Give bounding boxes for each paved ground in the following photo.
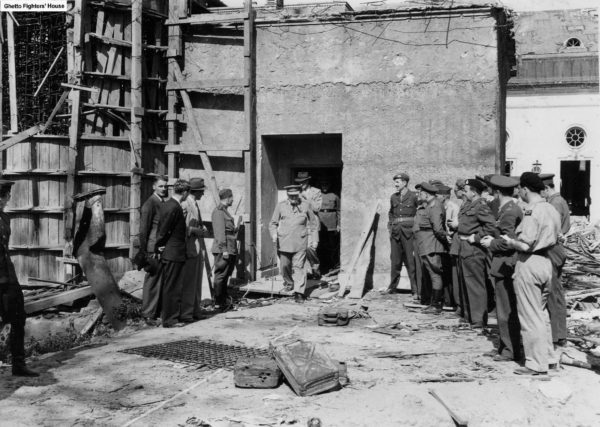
[1,291,599,427]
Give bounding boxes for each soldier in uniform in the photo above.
[540,173,569,347]
[500,172,560,375]
[318,179,340,273]
[211,189,237,311]
[270,185,319,302]
[437,184,457,309]
[413,182,448,313]
[456,178,496,327]
[139,175,169,325]
[387,173,418,297]
[449,179,467,317]
[480,175,523,362]
[296,172,322,279]
[0,180,38,376]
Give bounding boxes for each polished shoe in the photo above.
[12,359,39,377]
[180,318,196,324]
[294,292,306,303]
[493,354,513,362]
[422,305,442,315]
[163,322,185,328]
[514,367,547,376]
[555,339,568,348]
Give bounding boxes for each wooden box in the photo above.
[234,356,282,388]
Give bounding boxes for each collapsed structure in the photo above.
[0,0,514,290]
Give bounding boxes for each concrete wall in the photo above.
[183,8,507,278]
[506,92,600,221]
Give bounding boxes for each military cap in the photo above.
[437,185,452,195]
[520,172,545,193]
[0,179,15,188]
[488,175,519,189]
[415,182,438,194]
[219,188,233,199]
[190,177,206,191]
[295,171,311,182]
[538,173,555,187]
[455,178,466,189]
[393,172,410,182]
[429,179,445,188]
[465,178,486,193]
[284,184,301,195]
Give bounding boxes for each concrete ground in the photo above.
[1,291,599,427]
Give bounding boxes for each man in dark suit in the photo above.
[481,175,523,362]
[139,175,168,324]
[413,182,449,313]
[155,179,189,328]
[0,180,38,376]
[456,178,496,327]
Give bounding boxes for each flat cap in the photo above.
[284,184,301,195]
[455,178,466,189]
[465,179,486,193]
[190,177,206,191]
[437,185,452,195]
[415,181,438,194]
[538,173,555,186]
[520,172,545,193]
[219,188,233,199]
[488,175,519,189]
[429,179,445,188]
[295,171,311,182]
[393,172,410,182]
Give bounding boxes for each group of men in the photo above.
[136,176,238,327]
[387,171,569,375]
[269,172,341,303]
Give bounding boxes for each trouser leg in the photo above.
[414,251,424,301]
[213,253,235,306]
[0,283,26,360]
[460,252,488,325]
[305,246,320,277]
[452,256,464,315]
[279,252,294,287]
[495,276,521,359]
[423,254,443,308]
[142,265,163,319]
[292,250,307,295]
[400,231,417,293]
[389,237,403,290]
[179,255,203,321]
[548,267,567,342]
[441,253,454,307]
[161,261,184,326]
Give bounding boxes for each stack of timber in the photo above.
[22,279,94,315]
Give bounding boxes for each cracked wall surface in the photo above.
[183,10,506,276]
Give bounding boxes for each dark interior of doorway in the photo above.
[560,160,590,216]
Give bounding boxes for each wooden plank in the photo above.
[7,11,18,132]
[34,47,65,97]
[165,79,247,91]
[24,286,94,314]
[0,126,42,152]
[338,202,380,297]
[165,12,248,25]
[428,389,469,427]
[166,0,180,184]
[60,83,99,93]
[88,32,167,50]
[0,12,4,144]
[43,90,70,130]
[347,230,375,299]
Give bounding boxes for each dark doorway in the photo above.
[560,160,590,216]
[260,134,342,272]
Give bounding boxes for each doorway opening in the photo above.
[560,160,590,216]
[261,134,342,274]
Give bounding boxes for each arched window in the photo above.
[565,37,583,48]
[565,126,586,148]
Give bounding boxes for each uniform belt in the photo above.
[320,209,337,213]
[392,217,413,223]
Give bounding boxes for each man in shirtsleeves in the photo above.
[387,172,418,298]
[500,172,561,376]
[270,184,319,303]
[211,188,237,311]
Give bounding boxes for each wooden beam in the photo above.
[7,11,18,132]
[165,12,248,25]
[61,83,99,93]
[0,125,42,152]
[34,47,65,97]
[24,286,94,314]
[428,389,469,427]
[0,12,4,142]
[166,78,247,90]
[166,0,180,185]
[130,0,143,257]
[82,102,167,114]
[43,89,70,130]
[87,32,167,50]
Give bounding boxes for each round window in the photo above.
[565,126,586,148]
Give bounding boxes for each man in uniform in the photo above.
[456,178,496,327]
[155,179,189,327]
[212,188,237,311]
[387,173,418,297]
[501,172,560,375]
[540,173,569,347]
[139,175,169,325]
[481,175,523,362]
[0,180,38,376]
[296,172,322,278]
[449,179,467,316]
[270,185,319,302]
[413,182,448,313]
[179,178,208,322]
[318,179,340,274]
[437,184,457,309]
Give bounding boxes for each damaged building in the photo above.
[0,0,514,289]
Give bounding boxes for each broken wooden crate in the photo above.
[234,356,282,389]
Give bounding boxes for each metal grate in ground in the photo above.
[120,339,270,370]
